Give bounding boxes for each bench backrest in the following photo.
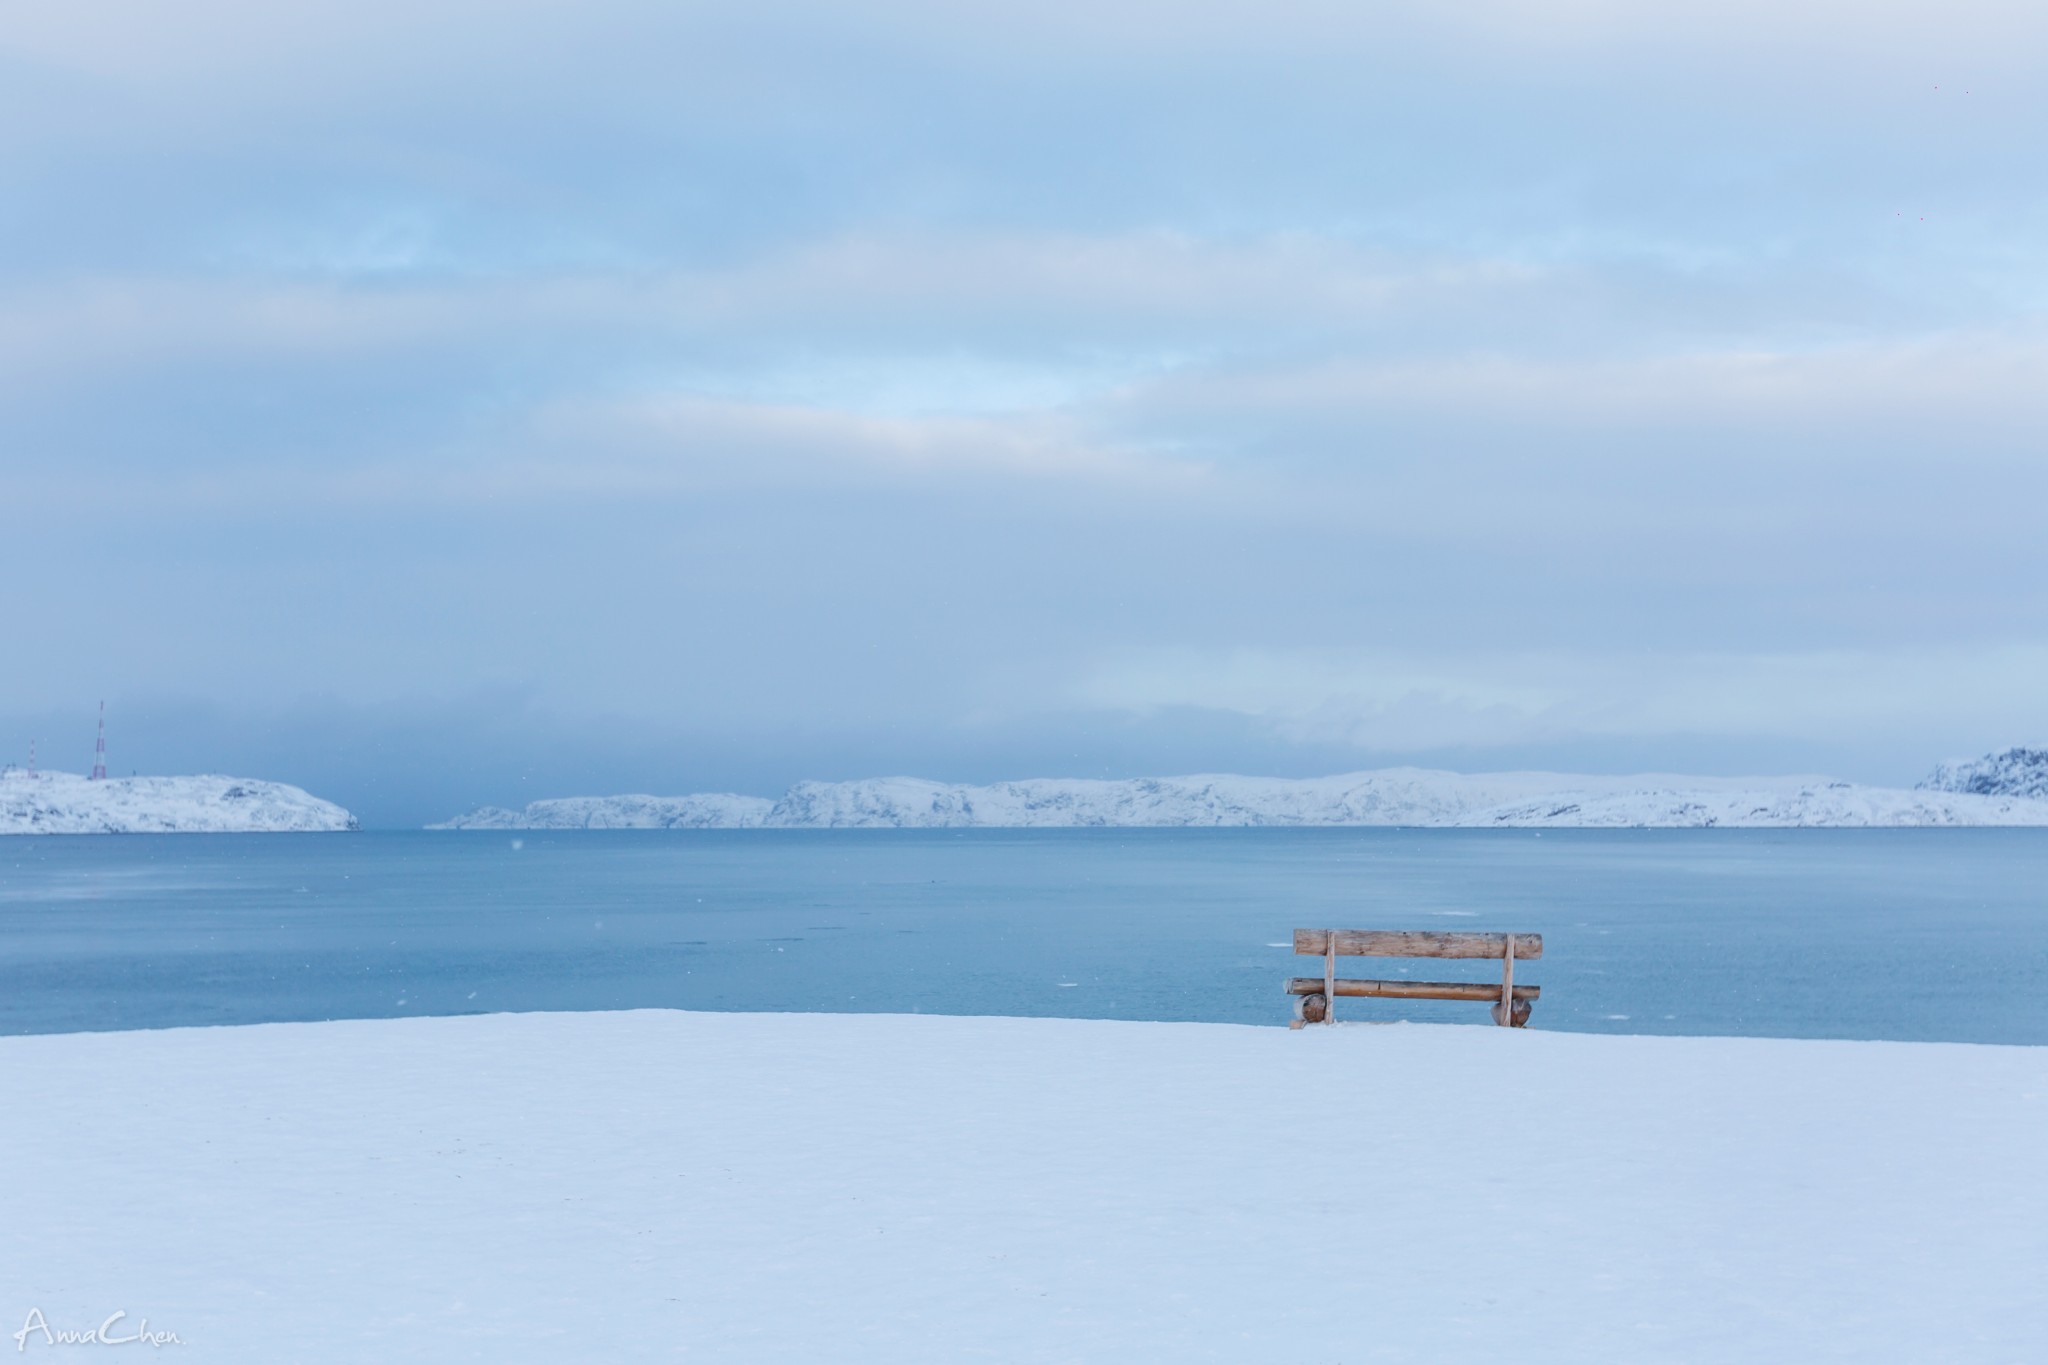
[1293,929,1543,960]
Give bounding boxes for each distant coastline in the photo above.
[10,748,2041,835]
[432,747,2048,831]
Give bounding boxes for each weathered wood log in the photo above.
[1286,977,1540,1002]
[1491,997,1534,1027]
[1294,992,1328,1024]
[1294,929,1543,960]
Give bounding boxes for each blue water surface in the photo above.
[2,829,2044,1042]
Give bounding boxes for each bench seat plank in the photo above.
[1285,976,1541,1003]
[1294,929,1543,960]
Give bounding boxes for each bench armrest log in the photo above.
[1294,929,1542,960]
[1286,977,1540,1003]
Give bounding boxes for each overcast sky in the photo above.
[4,0,2046,825]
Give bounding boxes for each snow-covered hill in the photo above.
[1460,781,2048,828]
[759,771,1559,828]
[1919,747,2048,801]
[432,793,773,830]
[0,771,357,835]
[434,759,2048,830]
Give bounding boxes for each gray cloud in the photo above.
[3,0,2045,823]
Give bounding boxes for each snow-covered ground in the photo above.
[3,1010,2040,1362]
[435,761,2048,829]
[0,770,356,834]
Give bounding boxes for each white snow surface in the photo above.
[434,765,2048,829]
[3,1009,2041,1362]
[0,769,356,835]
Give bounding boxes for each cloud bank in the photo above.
[3,0,2044,822]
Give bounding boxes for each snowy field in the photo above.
[2,1010,2043,1361]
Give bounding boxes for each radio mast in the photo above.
[90,702,107,781]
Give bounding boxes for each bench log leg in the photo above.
[1496,934,1516,1027]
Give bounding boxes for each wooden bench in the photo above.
[1286,929,1542,1028]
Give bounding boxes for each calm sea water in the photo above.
[2,829,2044,1043]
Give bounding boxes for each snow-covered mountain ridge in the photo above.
[434,753,2048,830]
[436,792,774,831]
[1919,747,2048,801]
[0,771,358,835]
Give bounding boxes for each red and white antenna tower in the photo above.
[26,738,35,780]
[90,702,107,781]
